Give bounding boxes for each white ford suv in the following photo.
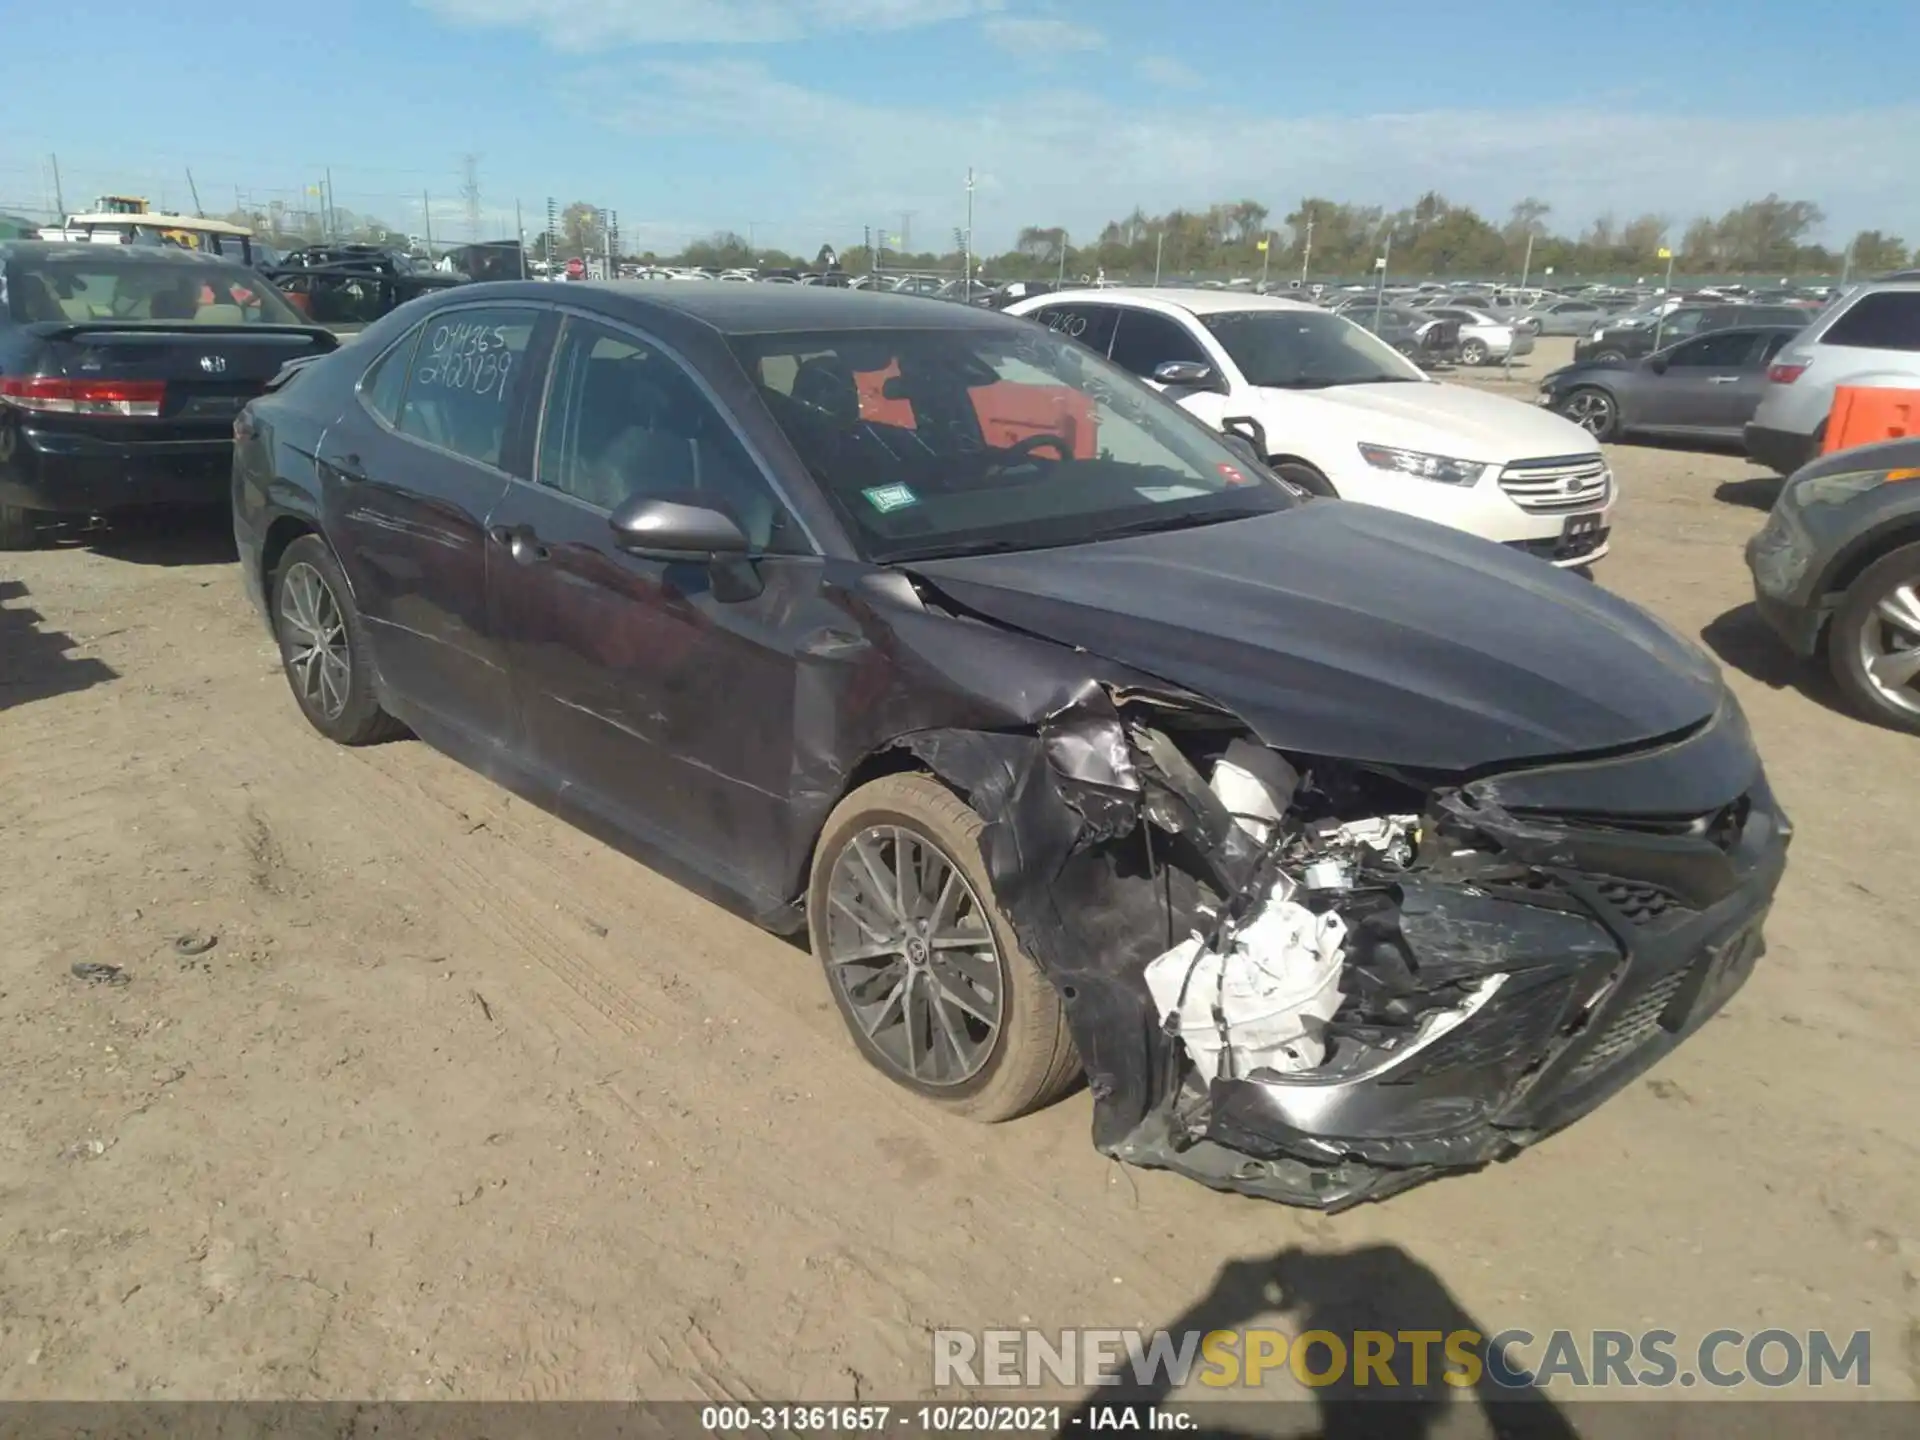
[1007,289,1616,567]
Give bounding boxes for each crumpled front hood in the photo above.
[1275,379,1600,460]
[906,503,1724,772]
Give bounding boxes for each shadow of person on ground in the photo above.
[0,578,117,712]
[1061,1242,1580,1440]
[1712,475,1784,511]
[42,504,237,567]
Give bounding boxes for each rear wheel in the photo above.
[1558,386,1620,441]
[0,503,42,551]
[1828,543,1920,735]
[808,774,1080,1122]
[1460,338,1490,366]
[270,535,404,745]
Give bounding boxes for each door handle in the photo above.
[487,523,549,564]
[326,452,368,483]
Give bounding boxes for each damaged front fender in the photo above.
[899,685,1790,1211]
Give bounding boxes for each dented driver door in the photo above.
[484,314,820,907]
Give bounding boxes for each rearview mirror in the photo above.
[609,495,749,559]
[1153,360,1226,393]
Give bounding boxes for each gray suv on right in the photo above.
[1745,281,1920,474]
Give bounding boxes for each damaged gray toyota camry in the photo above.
[233,283,1790,1209]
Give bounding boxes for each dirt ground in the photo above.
[2,338,1916,1413]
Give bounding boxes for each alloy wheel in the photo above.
[1563,389,1615,436]
[279,561,351,721]
[1855,578,1920,719]
[822,825,1005,1086]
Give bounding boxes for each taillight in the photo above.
[1767,363,1807,385]
[0,376,166,417]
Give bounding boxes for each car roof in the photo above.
[0,240,236,267]
[1032,287,1319,315]
[551,279,1016,334]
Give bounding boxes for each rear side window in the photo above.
[359,325,423,427]
[1031,304,1119,356]
[394,306,538,469]
[4,256,305,326]
[1822,292,1920,352]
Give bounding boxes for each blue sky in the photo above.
[3,0,1916,256]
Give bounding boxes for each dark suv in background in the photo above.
[1574,304,1810,364]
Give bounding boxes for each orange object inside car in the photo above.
[852,359,1098,458]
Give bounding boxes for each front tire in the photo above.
[1272,460,1338,498]
[0,503,42,551]
[1558,386,1620,441]
[270,535,404,745]
[1827,543,1920,735]
[1592,348,1627,364]
[808,774,1080,1122]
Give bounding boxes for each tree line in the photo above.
[230,191,1914,282]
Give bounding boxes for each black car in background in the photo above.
[231,281,1787,1210]
[1573,303,1809,364]
[263,245,465,328]
[1539,325,1804,443]
[1747,435,1920,733]
[0,242,336,549]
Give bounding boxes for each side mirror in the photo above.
[1153,360,1227,393]
[609,494,749,560]
[1647,354,1669,374]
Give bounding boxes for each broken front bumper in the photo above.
[1112,703,1791,1210]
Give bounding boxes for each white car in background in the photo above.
[1007,289,1615,567]
[1422,304,1536,366]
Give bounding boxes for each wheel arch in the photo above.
[1810,515,1920,651]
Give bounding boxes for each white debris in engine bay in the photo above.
[1143,874,1346,1085]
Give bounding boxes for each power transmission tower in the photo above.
[461,154,483,241]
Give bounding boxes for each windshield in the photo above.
[729,325,1297,564]
[1200,309,1427,388]
[7,255,305,326]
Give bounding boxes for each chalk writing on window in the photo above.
[416,319,514,401]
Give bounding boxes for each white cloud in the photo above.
[570,60,1920,251]
[415,0,1000,48]
[1135,56,1201,88]
[980,16,1105,52]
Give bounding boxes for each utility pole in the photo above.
[1373,234,1391,330]
[605,209,618,277]
[185,168,204,218]
[1839,241,1854,288]
[49,153,66,220]
[422,190,434,254]
[546,197,558,268]
[514,200,527,278]
[1153,230,1164,287]
[963,168,975,300]
[325,168,337,240]
[1057,230,1068,288]
[1518,228,1535,293]
[1258,229,1272,290]
[1299,215,1314,286]
[461,154,482,242]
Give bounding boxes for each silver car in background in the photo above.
[1424,305,1536,366]
[1745,280,1920,474]
[1519,297,1613,336]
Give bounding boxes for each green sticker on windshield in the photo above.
[863,483,919,514]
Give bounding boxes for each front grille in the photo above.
[1499,454,1611,513]
[1564,962,1696,1084]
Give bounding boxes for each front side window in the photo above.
[1106,310,1210,378]
[729,324,1296,564]
[1201,309,1427,389]
[394,306,537,469]
[537,317,806,553]
[4,255,304,326]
